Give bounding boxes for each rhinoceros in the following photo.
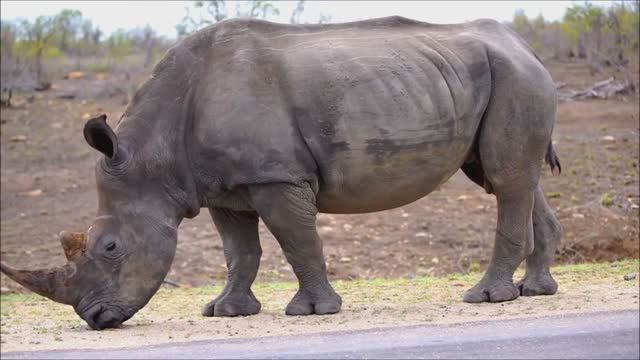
[1,16,562,330]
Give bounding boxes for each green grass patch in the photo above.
[84,61,110,73]
[547,192,562,199]
[1,259,637,323]
[600,192,614,206]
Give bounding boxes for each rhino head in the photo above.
[1,115,183,330]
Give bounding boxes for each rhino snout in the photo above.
[79,303,129,330]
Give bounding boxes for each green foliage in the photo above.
[600,192,614,206]
[238,0,280,19]
[509,1,639,62]
[53,9,82,53]
[511,9,531,36]
[0,20,18,58]
[176,0,282,36]
[197,0,228,22]
[106,29,132,65]
[547,192,562,199]
[11,15,61,80]
[563,1,605,36]
[2,8,173,80]
[84,61,110,73]
[15,16,58,57]
[177,0,229,36]
[606,1,640,59]
[318,13,333,24]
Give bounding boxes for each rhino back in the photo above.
[190,18,522,212]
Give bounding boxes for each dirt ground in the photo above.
[0,60,638,290]
[0,260,638,353]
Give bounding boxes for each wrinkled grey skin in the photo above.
[2,16,562,329]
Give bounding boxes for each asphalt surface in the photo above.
[3,310,639,359]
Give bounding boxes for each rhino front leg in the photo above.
[250,182,342,315]
[202,208,262,317]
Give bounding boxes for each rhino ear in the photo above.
[84,114,118,159]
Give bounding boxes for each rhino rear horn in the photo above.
[59,231,87,262]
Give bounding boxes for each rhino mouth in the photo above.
[79,303,130,330]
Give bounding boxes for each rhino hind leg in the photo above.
[461,167,561,298]
[250,182,342,316]
[462,148,532,303]
[463,188,534,303]
[463,64,556,303]
[516,185,561,296]
[202,208,262,317]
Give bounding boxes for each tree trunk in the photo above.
[553,26,561,60]
[615,32,625,64]
[144,43,153,68]
[60,32,68,53]
[578,34,587,58]
[35,47,43,82]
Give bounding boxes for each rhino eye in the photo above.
[105,242,117,252]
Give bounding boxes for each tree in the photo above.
[1,20,18,60]
[606,1,640,64]
[317,13,332,24]
[205,0,229,22]
[77,19,97,57]
[510,10,545,51]
[530,14,546,51]
[237,0,280,19]
[290,0,305,24]
[142,25,156,68]
[176,0,281,37]
[80,20,92,45]
[92,26,102,47]
[15,16,60,82]
[562,2,606,62]
[507,1,638,67]
[54,9,82,54]
[548,20,563,60]
[511,9,532,40]
[177,0,228,37]
[106,29,132,67]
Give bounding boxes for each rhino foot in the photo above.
[202,292,261,317]
[516,273,558,296]
[463,280,520,303]
[285,288,342,316]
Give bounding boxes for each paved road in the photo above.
[4,310,638,359]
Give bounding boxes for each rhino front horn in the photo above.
[0,261,78,305]
[59,231,87,262]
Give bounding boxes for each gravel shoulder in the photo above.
[1,260,638,353]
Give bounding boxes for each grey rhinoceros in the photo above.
[1,16,562,330]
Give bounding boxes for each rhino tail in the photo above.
[545,141,561,175]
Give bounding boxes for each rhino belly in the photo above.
[315,137,470,214]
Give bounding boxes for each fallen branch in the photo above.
[162,279,181,288]
[34,82,51,92]
[555,82,568,90]
[557,77,636,102]
[0,88,12,108]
